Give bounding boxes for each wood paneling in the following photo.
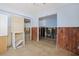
[32,27,37,41]
[57,27,79,54]
[0,36,7,54]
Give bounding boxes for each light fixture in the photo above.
[33,3,46,6]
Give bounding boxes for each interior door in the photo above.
[32,27,37,41]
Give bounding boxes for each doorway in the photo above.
[24,18,31,43]
[39,14,57,47]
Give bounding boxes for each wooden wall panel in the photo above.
[32,27,37,41]
[57,27,79,54]
[0,36,7,54]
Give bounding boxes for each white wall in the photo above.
[31,9,57,27]
[57,4,79,27]
[39,14,57,27]
[39,4,79,27]
[31,17,39,27]
[11,15,24,33]
[0,4,79,31]
[39,20,46,27]
[0,14,8,36]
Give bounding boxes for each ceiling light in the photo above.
[33,3,46,6]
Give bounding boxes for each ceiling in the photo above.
[0,3,69,18]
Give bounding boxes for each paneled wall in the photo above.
[57,27,79,54]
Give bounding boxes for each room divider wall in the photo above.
[10,15,25,49]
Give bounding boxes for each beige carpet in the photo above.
[1,38,76,56]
